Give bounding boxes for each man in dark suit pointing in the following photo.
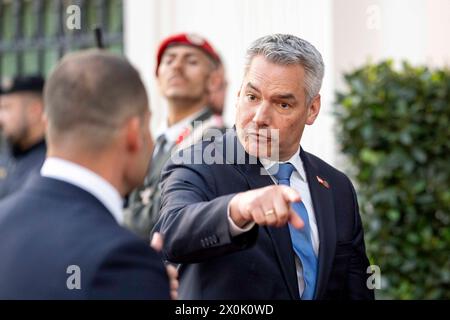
[0,50,170,299]
[156,34,374,300]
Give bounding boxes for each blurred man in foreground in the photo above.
[0,50,171,299]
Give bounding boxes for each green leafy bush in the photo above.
[335,60,450,299]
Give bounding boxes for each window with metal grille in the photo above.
[0,0,123,79]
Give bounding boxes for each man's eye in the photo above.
[280,103,290,109]
[246,94,257,101]
[188,60,199,65]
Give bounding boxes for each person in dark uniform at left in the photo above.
[0,75,46,199]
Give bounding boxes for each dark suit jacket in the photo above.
[156,129,374,300]
[0,174,170,299]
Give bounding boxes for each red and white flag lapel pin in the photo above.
[316,176,330,189]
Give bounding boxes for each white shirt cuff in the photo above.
[227,203,255,237]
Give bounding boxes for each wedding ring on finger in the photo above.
[264,209,275,217]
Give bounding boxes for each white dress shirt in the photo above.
[40,157,124,225]
[228,145,320,297]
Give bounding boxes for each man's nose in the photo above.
[170,58,184,73]
[252,101,271,127]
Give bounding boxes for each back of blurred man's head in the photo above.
[44,50,153,194]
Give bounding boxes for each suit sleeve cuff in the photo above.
[227,202,255,237]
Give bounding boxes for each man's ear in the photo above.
[207,68,221,94]
[306,94,321,125]
[125,116,142,153]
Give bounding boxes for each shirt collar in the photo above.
[40,157,124,224]
[155,107,209,144]
[260,145,306,182]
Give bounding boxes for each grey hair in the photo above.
[245,34,324,105]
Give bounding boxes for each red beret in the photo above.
[155,33,220,75]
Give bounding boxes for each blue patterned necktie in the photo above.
[273,163,318,300]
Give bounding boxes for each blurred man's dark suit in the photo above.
[156,129,374,300]
[0,174,170,299]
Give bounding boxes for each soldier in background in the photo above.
[0,76,46,199]
[124,33,226,239]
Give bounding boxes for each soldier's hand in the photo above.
[229,185,304,229]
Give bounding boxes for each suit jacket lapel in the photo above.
[223,130,299,299]
[300,149,336,299]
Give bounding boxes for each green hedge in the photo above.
[335,60,450,299]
